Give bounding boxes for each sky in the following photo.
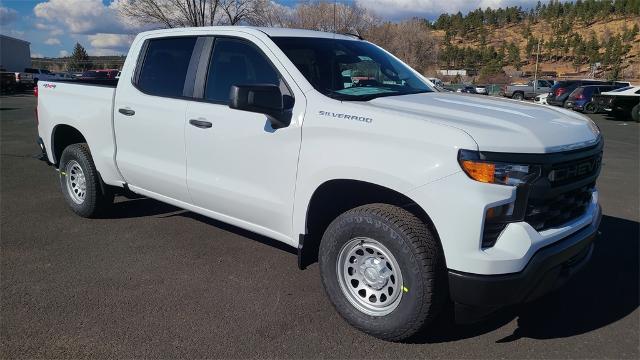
[0,0,552,58]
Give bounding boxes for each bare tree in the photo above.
[366,19,439,75]
[119,0,262,27]
[246,0,290,27]
[288,1,379,35]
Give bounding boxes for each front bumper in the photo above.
[448,204,600,318]
[547,97,565,106]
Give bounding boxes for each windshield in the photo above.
[272,37,433,101]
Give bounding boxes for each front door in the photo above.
[185,37,304,240]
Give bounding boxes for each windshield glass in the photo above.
[271,37,433,101]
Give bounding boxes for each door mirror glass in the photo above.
[229,84,292,128]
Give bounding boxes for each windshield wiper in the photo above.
[324,89,433,102]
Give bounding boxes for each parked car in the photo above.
[565,85,624,113]
[426,77,444,87]
[547,80,629,107]
[24,68,57,84]
[12,71,34,89]
[593,86,640,122]
[456,85,477,94]
[0,71,17,94]
[54,72,76,80]
[474,85,488,95]
[78,70,111,80]
[36,27,603,342]
[534,93,548,104]
[503,79,552,100]
[93,69,120,78]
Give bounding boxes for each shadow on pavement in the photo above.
[411,214,639,343]
[100,195,297,255]
[100,196,182,219]
[96,196,638,343]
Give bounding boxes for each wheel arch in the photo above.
[298,178,441,269]
[51,124,87,167]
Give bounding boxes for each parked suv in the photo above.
[565,85,624,113]
[548,80,629,107]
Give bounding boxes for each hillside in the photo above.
[429,0,640,83]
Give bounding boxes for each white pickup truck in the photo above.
[37,27,603,341]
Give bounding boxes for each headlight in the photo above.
[458,150,540,186]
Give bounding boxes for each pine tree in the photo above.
[68,42,89,72]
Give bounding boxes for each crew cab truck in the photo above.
[37,27,603,342]
[503,79,553,100]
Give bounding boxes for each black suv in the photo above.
[547,80,629,107]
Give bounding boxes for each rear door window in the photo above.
[136,37,198,98]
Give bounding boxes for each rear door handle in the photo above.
[118,108,135,116]
[189,119,212,129]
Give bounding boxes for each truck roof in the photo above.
[137,26,358,40]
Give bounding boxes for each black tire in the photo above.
[319,203,445,342]
[583,102,597,114]
[58,143,113,217]
[512,92,524,101]
[632,103,640,123]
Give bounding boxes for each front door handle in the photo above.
[189,119,212,129]
[118,108,135,116]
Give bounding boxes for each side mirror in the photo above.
[229,84,292,129]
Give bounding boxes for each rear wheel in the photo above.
[59,143,113,217]
[512,92,524,101]
[319,204,445,342]
[583,102,597,114]
[632,103,639,123]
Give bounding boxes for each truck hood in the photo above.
[365,93,600,153]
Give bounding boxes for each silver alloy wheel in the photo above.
[336,237,403,316]
[65,160,87,204]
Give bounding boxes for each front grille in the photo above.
[478,141,602,248]
[525,183,594,231]
[547,153,602,187]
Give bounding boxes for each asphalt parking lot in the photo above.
[1,92,638,359]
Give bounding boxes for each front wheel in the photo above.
[59,143,113,217]
[319,204,445,341]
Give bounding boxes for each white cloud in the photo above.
[88,48,126,56]
[0,6,18,25]
[35,22,64,36]
[33,0,145,35]
[88,33,133,49]
[44,38,61,45]
[59,50,69,57]
[32,53,44,58]
[355,0,563,20]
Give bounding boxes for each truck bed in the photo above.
[37,79,121,185]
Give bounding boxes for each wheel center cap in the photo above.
[360,257,388,290]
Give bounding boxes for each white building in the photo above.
[0,35,32,72]
[438,69,468,76]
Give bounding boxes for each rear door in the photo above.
[184,35,304,240]
[113,36,201,202]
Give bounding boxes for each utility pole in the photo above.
[534,37,541,92]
